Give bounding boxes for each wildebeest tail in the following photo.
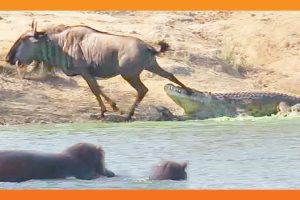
[148,40,170,55]
[157,40,170,53]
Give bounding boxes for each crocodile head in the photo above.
[164,84,213,115]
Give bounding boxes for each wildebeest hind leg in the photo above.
[121,75,148,120]
[98,91,119,112]
[82,74,107,117]
[147,61,192,93]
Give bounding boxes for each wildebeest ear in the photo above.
[31,19,35,30]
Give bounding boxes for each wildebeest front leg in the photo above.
[82,74,107,117]
[121,75,149,120]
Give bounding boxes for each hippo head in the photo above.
[149,161,188,181]
[64,143,114,178]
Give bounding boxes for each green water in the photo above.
[0,116,300,189]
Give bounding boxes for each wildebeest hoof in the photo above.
[89,113,106,120]
[112,105,119,112]
[100,111,106,118]
[125,115,134,122]
[97,114,127,122]
[124,110,135,121]
[125,118,132,122]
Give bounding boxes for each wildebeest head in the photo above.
[64,143,108,178]
[5,20,48,66]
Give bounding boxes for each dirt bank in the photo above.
[1,11,300,125]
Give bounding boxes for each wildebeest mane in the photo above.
[43,24,125,37]
[42,24,70,34]
[45,25,133,63]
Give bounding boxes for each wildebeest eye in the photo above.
[34,32,47,39]
[28,36,40,43]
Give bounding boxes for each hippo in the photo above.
[149,161,188,181]
[0,143,115,182]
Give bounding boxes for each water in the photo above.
[0,116,300,189]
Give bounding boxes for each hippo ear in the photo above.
[181,161,188,169]
[67,143,90,161]
[97,146,105,157]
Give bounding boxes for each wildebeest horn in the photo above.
[31,19,35,30]
[31,19,37,35]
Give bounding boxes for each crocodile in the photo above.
[164,83,300,119]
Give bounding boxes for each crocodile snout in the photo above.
[164,84,189,95]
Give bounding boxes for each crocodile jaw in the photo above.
[164,84,212,115]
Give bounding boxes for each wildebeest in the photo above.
[0,143,115,182]
[149,161,188,180]
[5,20,191,120]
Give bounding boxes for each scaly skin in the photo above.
[164,84,300,119]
